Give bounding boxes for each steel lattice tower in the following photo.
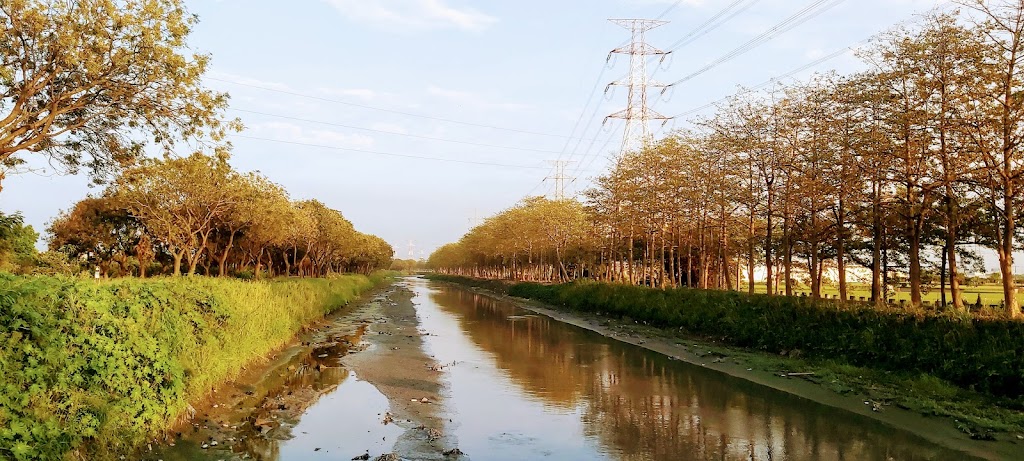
[605,19,672,156]
[545,160,574,200]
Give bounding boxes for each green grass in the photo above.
[753,282,1018,307]
[0,273,389,460]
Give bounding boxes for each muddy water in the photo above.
[150,280,989,460]
[411,279,982,461]
[149,291,405,461]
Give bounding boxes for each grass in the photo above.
[0,272,391,461]
[753,282,1019,307]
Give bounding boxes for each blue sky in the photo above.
[2,0,948,258]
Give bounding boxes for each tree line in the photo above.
[429,2,1024,317]
[0,1,394,279]
[46,153,394,278]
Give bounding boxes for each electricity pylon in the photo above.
[605,19,673,156]
[545,160,574,200]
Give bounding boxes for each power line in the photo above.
[229,108,562,155]
[654,0,687,20]
[570,36,866,186]
[671,35,871,119]
[665,0,762,53]
[565,131,621,196]
[556,68,609,163]
[547,3,685,191]
[666,0,846,88]
[207,76,601,141]
[231,134,549,170]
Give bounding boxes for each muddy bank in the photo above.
[147,285,405,461]
[342,282,461,460]
[146,281,464,461]
[435,279,1023,461]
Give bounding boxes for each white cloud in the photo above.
[323,0,497,32]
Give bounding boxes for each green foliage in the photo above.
[0,212,38,272]
[0,273,382,460]
[431,275,1024,399]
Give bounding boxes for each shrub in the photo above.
[0,273,383,460]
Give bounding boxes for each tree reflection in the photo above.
[430,288,975,461]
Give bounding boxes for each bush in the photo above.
[0,273,383,460]
[430,275,1024,399]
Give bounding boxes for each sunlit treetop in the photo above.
[0,0,241,191]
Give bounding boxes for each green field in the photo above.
[751,283,1018,307]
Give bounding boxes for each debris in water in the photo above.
[375,454,399,461]
[443,448,466,456]
[351,453,370,460]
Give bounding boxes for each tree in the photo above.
[0,211,37,270]
[47,195,143,277]
[955,0,1024,317]
[0,0,238,191]
[112,153,236,276]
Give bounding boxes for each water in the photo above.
[150,307,403,461]
[154,279,993,460]
[411,279,980,461]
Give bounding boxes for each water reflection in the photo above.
[422,283,978,461]
[152,323,401,461]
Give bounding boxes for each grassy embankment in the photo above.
[0,272,391,460]
[428,274,1024,440]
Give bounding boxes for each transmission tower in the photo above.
[406,240,416,259]
[545,160,575,200]
[605,19,673,156]
[467,209,483,228]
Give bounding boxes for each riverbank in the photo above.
[0,272,390,461]
[148,279,460,461]
[427,275,1024,461]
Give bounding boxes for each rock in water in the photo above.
[443,448,466,457]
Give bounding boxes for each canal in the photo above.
[152,277,989,460]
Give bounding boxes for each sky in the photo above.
[1,0,953,260]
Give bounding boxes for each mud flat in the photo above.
[341,282,461,460]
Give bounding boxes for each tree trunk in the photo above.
[871,182,883,305]
[946,200,963,310]
[909,219,923,308]
[940,246,948,308]
[172,251,184,277]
